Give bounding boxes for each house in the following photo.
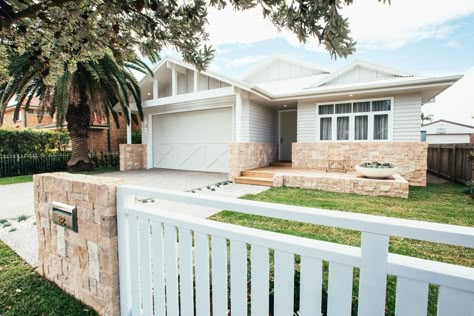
[2,100,141,153]
[421,119,474,144]
[132,55,461,187]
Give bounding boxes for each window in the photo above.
[317,98,392,141]
[320,117,332,140]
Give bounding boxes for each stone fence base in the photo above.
[229,143,277,181]
[119,144,147,171]
[34,173,122,315]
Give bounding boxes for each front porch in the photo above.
[235,162,410,198]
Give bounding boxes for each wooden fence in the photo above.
[427,144,474,184]
[0,152,120,177]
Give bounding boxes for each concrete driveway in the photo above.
[0,182,34,219]
[99,168,229,191]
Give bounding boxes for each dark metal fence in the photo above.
[427,144,474,184]
[0,152,120,178]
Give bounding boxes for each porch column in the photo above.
[152,79,159,99]
[235,90,242,142]
[127,110,132,144]
[193,70,199,93]
[171,67,177,96]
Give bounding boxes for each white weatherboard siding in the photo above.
[393,94,422,142]
[241,100,276,143]
[152,107,232,172]
[296,93,422,142]
[324,66,396,86]
[297,102,317,142]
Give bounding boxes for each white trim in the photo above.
[143,87,234,108]
[147,113,153,169]
[235,90,242,142]
[278,109,297,161]
[316,97,395,142]
[127,111,132,144]
[194,71,199,93]
[171,67,177,97]
[152,79,159,100]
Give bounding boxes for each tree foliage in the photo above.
[0,0,388,87]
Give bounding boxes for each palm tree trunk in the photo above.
[66,89,93,171]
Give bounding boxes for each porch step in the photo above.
[234,176,273,187]
[241,170,274,178]
[270,161,292,167]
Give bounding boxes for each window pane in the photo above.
[372,100,391,112]
[319,104,334,115]
[336,103,351,114]
[374,114,388,139]
[337,117,349,140]
[320,117,332,140]
[353,102,370,113]
[355,115,368,140]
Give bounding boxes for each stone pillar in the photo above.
[34,173,123,316]
[119,144,147,171]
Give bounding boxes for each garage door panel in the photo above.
[152,107,232,172]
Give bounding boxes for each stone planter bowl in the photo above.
[355,165,397,179]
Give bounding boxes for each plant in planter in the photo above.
[355,161,397,179]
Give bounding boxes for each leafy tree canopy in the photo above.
[0,0,387,86]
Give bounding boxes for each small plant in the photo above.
[9,227,17,232]
[17,215,28,222]
[359,161,395,168]
[464,181,474,199]
[2,222,11,228]
[0,219,7,224]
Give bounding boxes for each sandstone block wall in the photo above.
[273,173,409,198]
[229,143,277,180]
[119,144,147,171]
[292,142,428,186]
[34,173,122,316]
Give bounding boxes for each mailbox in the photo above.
[52,201,78,232]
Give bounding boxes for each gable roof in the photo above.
[422,119,474,129]
[141,56,253,93]
[312,60,411,88]
[241,54,332,82]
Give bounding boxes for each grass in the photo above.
[0,166,119,185]
[0,241,97,315]
[210,183,474,315]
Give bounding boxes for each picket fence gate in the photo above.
[117,184,474,316]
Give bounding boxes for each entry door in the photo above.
[279,110,297,161]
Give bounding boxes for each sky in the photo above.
[161,0,474,125]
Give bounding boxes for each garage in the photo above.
[152,107,233,172]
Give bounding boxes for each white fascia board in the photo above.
[142,86,235,108]
[252,75,463,102]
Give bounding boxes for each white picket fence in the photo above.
[117,184,474,316]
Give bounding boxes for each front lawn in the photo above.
[210,183,474,315]
[0,241,97,315]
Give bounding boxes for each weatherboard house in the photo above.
[123,55,461,189]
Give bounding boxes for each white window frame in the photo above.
[316,97,394,142]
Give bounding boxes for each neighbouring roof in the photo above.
[422,119,474,129]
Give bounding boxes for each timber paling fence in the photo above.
[0,151,120,178]
[427,143,474,184]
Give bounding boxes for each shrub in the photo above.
[0,129,70,155]
[132,131,142,144]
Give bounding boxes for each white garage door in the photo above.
[152,107,232,172]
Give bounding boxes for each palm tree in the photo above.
[0,53,151,170]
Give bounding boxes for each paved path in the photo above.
[0,182,34,220]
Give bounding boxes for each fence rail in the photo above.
[117,185,474,316]
[0,151,119,177]
[427,143,474,184]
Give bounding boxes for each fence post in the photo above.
[357,232,390,316]
[437,146,441,177]
[452,144,457,182]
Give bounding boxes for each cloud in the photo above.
[422,67,474,125]
[446,40,464,48]
[205,1,474,52]
[227,55,267,68]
